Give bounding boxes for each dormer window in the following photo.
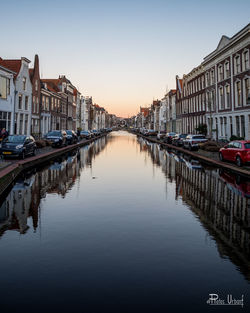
[22,77,26,90]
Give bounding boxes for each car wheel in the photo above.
[236,156,242,167]
[219,152,224,161]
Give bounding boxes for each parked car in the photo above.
[172,134,188,146]
[144,130,158,137]
[80,130,91,139]
[183,134,208,150]
[66,130,78,144]
[157,131,166,140]
[163,132,176,144]
[219,140,250,167]
[0,135,36,159]
[91,129,100,136]
[45,130,67,147]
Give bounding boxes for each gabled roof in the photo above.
[216,35,230,51]
[0,58,21,79]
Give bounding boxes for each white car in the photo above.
[183,134,208,150]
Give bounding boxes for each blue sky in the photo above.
[1,0,249,116]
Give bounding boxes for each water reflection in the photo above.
[138,136,250,280]
[0,136,107,237]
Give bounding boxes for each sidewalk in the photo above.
[137,133,250,177]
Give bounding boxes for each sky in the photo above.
[1,0,249,117]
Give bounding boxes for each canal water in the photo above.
[0,131,249,313]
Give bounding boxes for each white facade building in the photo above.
[159,98,167,131]
[14,58,32,135]
[203,23,250,140]
[0,65,15,134]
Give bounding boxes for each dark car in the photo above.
[163,132,176,144]
[219,140,250,167]
[172,134,188,146]
[144,130,158,137]
[66,130,78,144]
[80,130,91,139]
[0,135,36,159]
[45,130,67,147]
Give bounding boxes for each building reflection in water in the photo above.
[0,136,108,237]
[137,137,250,281]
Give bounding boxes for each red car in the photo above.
[219,140,250,166]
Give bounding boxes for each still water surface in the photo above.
[0,131,249,312]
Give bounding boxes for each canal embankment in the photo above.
[0,134,106,197]
[135,132,250,178]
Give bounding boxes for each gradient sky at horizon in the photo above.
[1,0,249,117]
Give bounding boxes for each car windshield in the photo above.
[66,130,72,135]
[169,132,175,135]
[3,135,26,143]
[244,143,250,149]
[47,131,61,136]
[180,134,187,138]
[81,131,88,134]
[193,135,205,139]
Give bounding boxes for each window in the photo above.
[244,78,250,105]
[235,81,242,107]
[224,62,230,78]
[36,97,39,113]
[46,97,49,111]
[35,80,38,91]
[220,117,223,136]
[25,96,28,110]
[24,114,28,134]
[22,77,26,90]
[243,50,249,71]
[224,117,227,137]
[236,116,240,137]
[230,116,233,137]
[18,94,22,109]
[206,72,210,86]
[211,70,214,84]
[19,113,23,134]
[225,85,230,109]
[42,96,45,110]
[241,115,245,138]
[0,76,8,99]
[219,87,224,109]
[235,55,241,74]
[218,65,223,81]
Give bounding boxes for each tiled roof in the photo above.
[0,58,21,79]
[42,78,60,86]
[41,79,60,92]
[140,107,149,117]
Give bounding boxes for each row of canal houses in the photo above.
[0,55,115,138]
[133,23,250,140]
